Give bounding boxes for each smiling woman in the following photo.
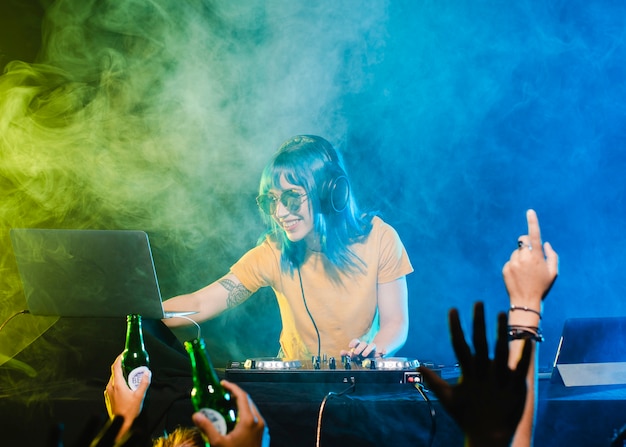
[163,135,414,361]
[262,181,313,245]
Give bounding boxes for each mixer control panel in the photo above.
[225,356,426,384]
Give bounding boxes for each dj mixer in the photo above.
[225,356,424,385]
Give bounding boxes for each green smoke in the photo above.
[0,0,388,378]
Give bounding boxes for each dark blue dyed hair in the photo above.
[257,135,374,276]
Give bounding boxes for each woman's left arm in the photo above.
[372,276,410,357]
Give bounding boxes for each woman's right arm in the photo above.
[162,273,252,327]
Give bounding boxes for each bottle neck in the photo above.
[185,338,220,384]
[125,314,145,349]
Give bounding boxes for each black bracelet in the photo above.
[508,324,540,333]
[509,304,542,320]
[508,326,544,343]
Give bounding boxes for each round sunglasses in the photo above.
[256,190,307,215]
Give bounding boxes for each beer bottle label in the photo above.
[127,366,150,391]
[199,408,228,435]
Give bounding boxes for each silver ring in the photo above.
[517,241,533,251]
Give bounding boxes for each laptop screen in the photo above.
[10,228,167,319]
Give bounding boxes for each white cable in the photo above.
[173,314,202,339]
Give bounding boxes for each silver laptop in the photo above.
[10,228,196,320]
[551,316,626,386]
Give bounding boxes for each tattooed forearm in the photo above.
[219,278,252,308]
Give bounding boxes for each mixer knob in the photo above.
[342,355,352,370]
[313,356,321,370]
[329,357,336,369]
[243,359,256,369]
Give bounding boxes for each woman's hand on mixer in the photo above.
[340,338,381,359]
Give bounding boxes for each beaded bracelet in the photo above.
[508,326,544,343]
[509,304,542,320]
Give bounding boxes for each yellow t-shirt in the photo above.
[230,216,413,360]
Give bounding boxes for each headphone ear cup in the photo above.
[321,175,350,213]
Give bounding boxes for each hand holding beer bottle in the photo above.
[192,380,270,447]
[184,338,238,434]
[104,354,151,442]
[121,314,150,391]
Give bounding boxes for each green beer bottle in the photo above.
[121,314,150,391]
[184,337,237,434]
